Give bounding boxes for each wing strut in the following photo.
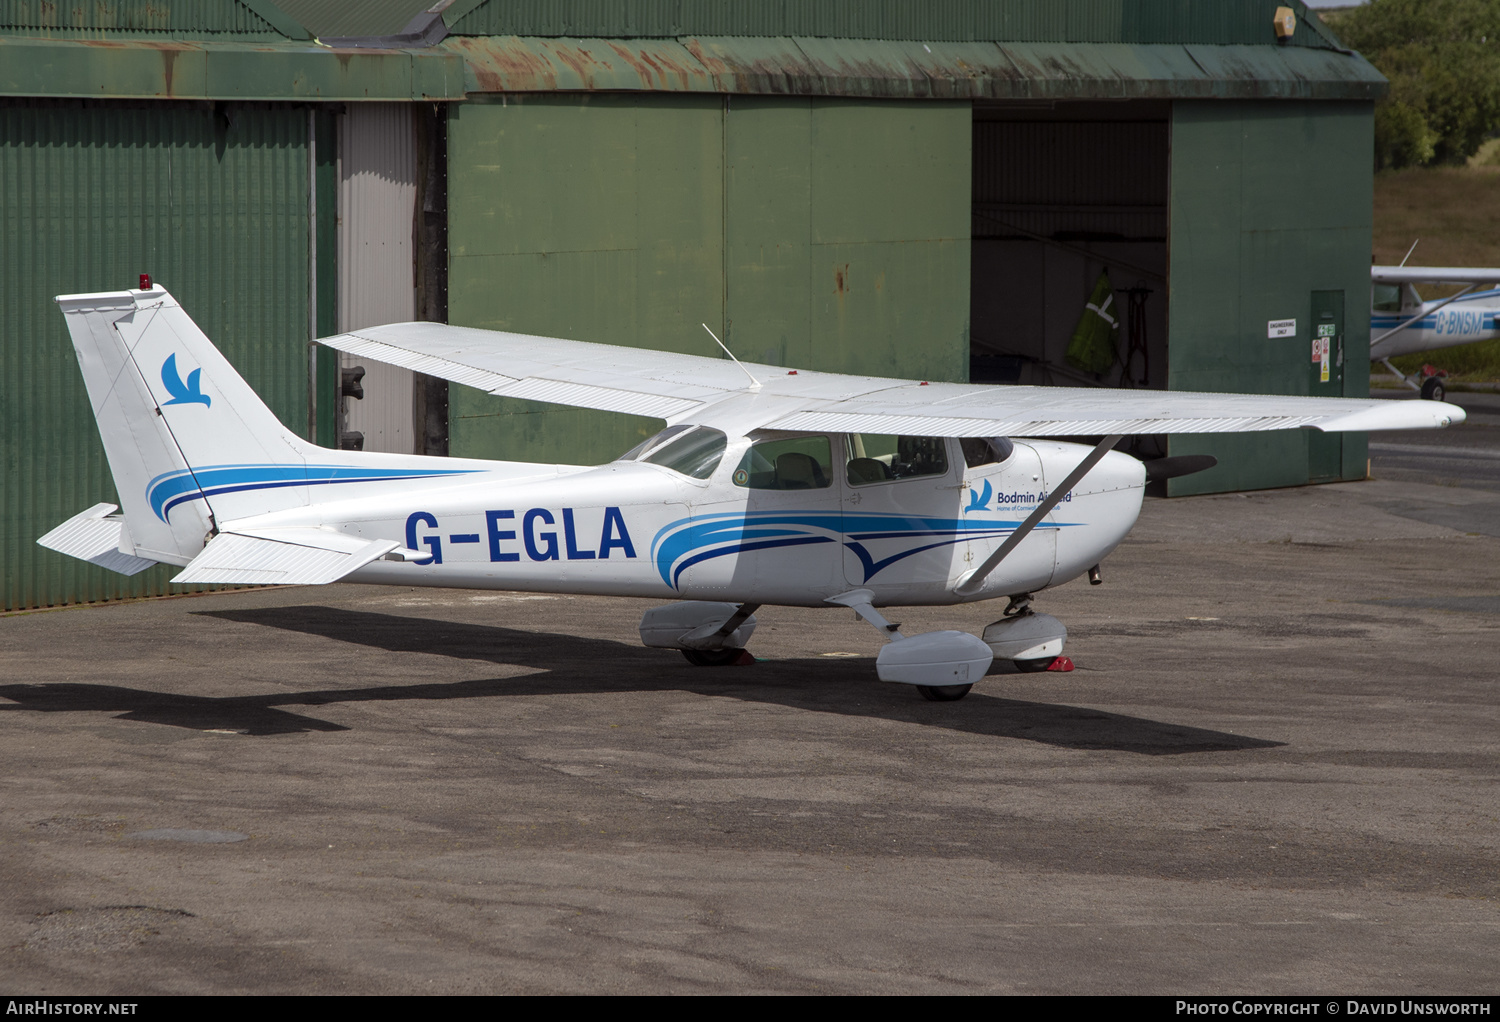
[954,434,1123,597]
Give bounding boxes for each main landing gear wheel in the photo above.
[919,684,973,702]
[1014,656,1058,673]
[1420,376,1447,402]
[681,647,748,667]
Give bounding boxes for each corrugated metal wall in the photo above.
[275,0,425,38]
[0,0,285,38]
[338,102,417,455]
[445,93,970,466]
[1166,99,1374,495]
[448,0,1338,49]
[2,100,311,610]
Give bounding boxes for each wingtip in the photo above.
[1315,399,1466,432]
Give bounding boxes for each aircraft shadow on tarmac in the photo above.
[0,605,1283,755]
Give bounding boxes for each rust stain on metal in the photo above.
[549,43,611,89]
[605,40,711,92]
[446,36,558,92]
[443,36,1381,102]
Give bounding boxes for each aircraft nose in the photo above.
[1075,448,1147,495]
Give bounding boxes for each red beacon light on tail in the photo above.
[139,274,152,290]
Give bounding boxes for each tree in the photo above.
[1332,0,1500,168]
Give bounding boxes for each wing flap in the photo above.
[320,323,748,420]
[325,332,506,392]
[36,503,158,576]
[171,530,398,586]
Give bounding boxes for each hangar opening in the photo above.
[969,101,1171,403]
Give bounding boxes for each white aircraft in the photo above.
[40,282,1463,702]
[1371,264,1500,401]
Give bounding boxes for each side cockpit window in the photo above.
[845,433,950,485]
[731,436,833,490]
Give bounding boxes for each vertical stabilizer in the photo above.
[55,284,315,563]
[55,287,219,563]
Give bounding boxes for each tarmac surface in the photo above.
[3,410,1498,994]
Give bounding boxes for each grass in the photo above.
[1373,157,1500,381]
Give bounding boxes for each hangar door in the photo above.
[970,102,1170,415]
[444,94,971,467]
[1,101,312,610]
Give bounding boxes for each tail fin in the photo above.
[55,284,323,563]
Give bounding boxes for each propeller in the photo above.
[1141,454,1218,483]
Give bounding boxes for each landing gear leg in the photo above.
[825,588,992,701]
[677,603,759,667]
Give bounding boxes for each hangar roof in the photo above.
[0,0,1384,101]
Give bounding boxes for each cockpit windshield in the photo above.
[617,424,694,463]
[624,425,727,479]
[1372,282,1401,313]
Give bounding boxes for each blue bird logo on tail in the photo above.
[964,478,992,513]
[161,353,211,408]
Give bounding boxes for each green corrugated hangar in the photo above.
[1,0,1386,610]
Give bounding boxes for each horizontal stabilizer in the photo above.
[171,529,400,586]
[36,504,158,576]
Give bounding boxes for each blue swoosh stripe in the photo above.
[671,535,834,587]
[652,509,1080,588]
[147,463,478,521]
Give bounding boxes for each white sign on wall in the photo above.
[1267,319,1297,339]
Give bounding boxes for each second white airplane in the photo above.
[41,283,1463,701]
[1371,264,1500,400]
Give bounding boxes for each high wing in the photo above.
[321,322,1463,437]
[1372,265,1500,286]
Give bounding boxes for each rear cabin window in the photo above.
[960,436,1015,468]
[845,433,949,486]
[732,436,833,490]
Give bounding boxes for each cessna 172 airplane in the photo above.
[1371,264,1500,401]
[40,282,1463,701]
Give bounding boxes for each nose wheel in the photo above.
[681,647,751,667]
[918,684,973,702]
